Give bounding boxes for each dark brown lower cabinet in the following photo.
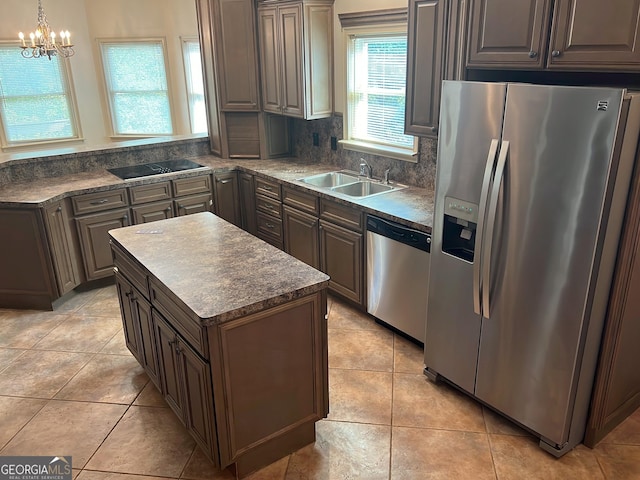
[114,271,160,388]
[319,219,363,305]
[214,172,241,226]
[154,311,218,460]
[76,208,130,280]
[283,205,319,269]
[239,172,257,234]
[112,237,328,477]
[585,155,640,446]
[0,208,57,309]
[42,200,81,296]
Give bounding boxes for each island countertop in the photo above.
[108,211,330,326]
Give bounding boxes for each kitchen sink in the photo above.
[331,181,399,197]
[297,171,360,188]
[297,170,405,198]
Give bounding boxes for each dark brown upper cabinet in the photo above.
[467,0,640,71]
[257,0,334,119]
[404,0,468,137]
[405,0,447,136]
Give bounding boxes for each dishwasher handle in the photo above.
[366,216,431,253]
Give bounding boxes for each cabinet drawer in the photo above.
[112,242,150,300]
[255,195,282,219]
[72,189,128,215]
[283,186,319,215]
[150,278,208,358]
[256,211,283,243]
[319,198,364,232]
[129,182,172,205]
[173,175,212,197]
[255,177,281,200]
[175,194,212,216]
[131,200,174,224]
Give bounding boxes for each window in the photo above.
[0,44,80,147]
[181,39,207,134]
[343,27,416,161]
[99,40,173,136]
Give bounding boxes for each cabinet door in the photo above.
[238,172,257,235]
[115,273,142,363]
[467,0,551,68]
[177,338,217,461]
[175,194,213,217]
[132,294,160,389]
[213,172,241,226]
[76,208,130,280]
[548,0,640,70]
[131,200,174,225]
[319,220,363,305]
[213,0,260,110]
[154,312,186,422]
[43,200,80,295]
[258,6,282,114]
[405,0,448,137]
[283,206,319,269]
[279,4,304,118]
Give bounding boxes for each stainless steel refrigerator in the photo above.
[425,81,640,456]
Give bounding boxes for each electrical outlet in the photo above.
[330,136,337,151]
[312,132,319,146]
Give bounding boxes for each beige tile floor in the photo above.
[1,284,640,479]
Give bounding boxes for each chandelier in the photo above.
[18,0,74,60]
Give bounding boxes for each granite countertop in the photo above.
[109,212,330,326]
[0,155,434,232]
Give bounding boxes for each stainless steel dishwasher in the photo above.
[366,215,430,343]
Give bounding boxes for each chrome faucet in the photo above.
[359,158,372,179]
[383,168,390,184]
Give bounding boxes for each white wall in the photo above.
[332,0,408,114]
[0,0,199,153]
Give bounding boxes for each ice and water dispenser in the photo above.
[442,196,478,263]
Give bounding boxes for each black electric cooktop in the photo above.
[107,159,205,180]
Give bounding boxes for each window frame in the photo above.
[0,41,83,150]
[340,23,417,163]
[180,36,207,135]
[97,37,175,139]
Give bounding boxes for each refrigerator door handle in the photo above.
[482,140,509,319]
[473,138,500,315]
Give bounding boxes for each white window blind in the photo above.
[347,33,414,152]
[182,40,207,134]
[0,46,79,145]
[100,41,172,136]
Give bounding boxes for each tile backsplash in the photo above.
[291,114,437,190]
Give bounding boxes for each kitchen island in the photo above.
[108,212,330,478]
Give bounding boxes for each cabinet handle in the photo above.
[90,199,109,205]
[56,205,62,212]
[431,126,438,134]
[551,50,561,57]
[263,185,273,191]
[528,51,537,58]
[123,214,128,222]
[265,222,275,229]
[177,204,184,209]
[113,266,119,274]
[165,207,171,212]
[217,178,231,184]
